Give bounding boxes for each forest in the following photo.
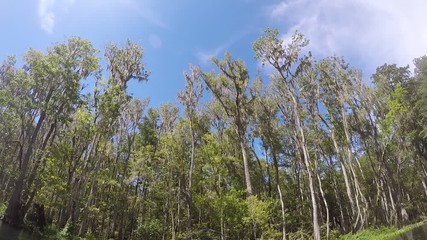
[0,29,427,240]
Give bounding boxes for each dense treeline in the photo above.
[1,29,427,240]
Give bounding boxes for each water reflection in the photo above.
[0,222,37,240]
[397,224,427,240]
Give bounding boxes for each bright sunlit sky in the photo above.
[1,0,427,107]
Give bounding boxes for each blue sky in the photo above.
[1,0,427,107]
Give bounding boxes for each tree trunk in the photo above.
[306,162,321,240]
[277,184,287,240]
[3,106,48,227]
[419,170,427,200]
[332,174,346,232]
[237,123,253,196]
[187,119,195,228]
[315,157,330,240]
[79,154,101,237]
[331,129,356,228]
[291,93,320,240]
[341,106,367,230]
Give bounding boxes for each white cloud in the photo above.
[196,30,250,65]
[268,0,427,74]
[63,0,76,12]
[149,34,162,49]
[37,0,77,33]
[38,0,55,33]
[36,0,166,34]
[117,0,168,28]
[197,44,228,65]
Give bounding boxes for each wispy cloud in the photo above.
[37,0,77,33]
[37,0,167,34]
[197,44,229,65]
[139,6,168,28]
[196,30,250,65]
[118,0,168,28]
[267,0,427,74]
[149,33,162,49]
[38,0,55,33]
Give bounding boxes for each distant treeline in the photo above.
[0,29,427,240]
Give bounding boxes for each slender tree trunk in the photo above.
[379,176,391,224]
[306,162,320,240]
[292,93,320,240]
[79,153,101,236]
[171,208,176,240]
[331,129,356,228]
[277,185,287,240]
[3,104,49,226]
[418,167,427,200]
[237,124,253,195]
[264,147,273,198]
[22,122,57,216]
[266,161,273,198]
[341,106,367,230]
[220,213,225,240]
[187,119,195,228]
[272,150,280,194]
[332,174,346,232]
[252,144,268,195]
[315,157,330,240]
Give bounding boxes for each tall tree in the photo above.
[201,53,255,196]
[3,38,99,227]
[177,65,203,228]
[317,57,368,231]
[254,29,321,240]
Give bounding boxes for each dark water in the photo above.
[397,224,427,240]
[0,222,37,240]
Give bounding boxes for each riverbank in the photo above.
[339,220,427,240]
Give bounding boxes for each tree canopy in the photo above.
[1,30,427,240]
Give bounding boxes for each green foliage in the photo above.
[338,221,427,240]
[43,223,97,240]
[287,228,313,240]
[320,225,341,240]
[133,218,162,239]
[380,84,408,135]
[105,40,149,89]
[2,30,427,240]
[244,196,270,229]
[0,202,6,216]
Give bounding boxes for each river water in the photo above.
[397,224,427,240]
[0,222,38,240]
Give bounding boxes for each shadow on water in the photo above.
[0,222,38,240]
[397,224,427,240]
